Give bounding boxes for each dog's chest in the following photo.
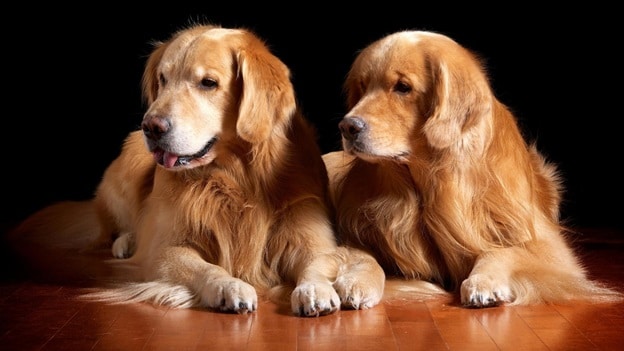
[154,169,268,238]
[338,163,421,239]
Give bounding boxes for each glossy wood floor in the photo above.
[1,227,623,351]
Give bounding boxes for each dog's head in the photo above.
[340,31,493,163]
[141,24,296,170]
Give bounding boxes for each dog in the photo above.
[10,23,385,316]
[323,30,622,307]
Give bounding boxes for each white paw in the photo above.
[111,232,135,258]
[291,282,340,317]
[200,277,257,314]
[333,275,383,310]
[461,273,513,308]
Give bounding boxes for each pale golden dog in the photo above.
[323,30,622,307]
[11,24,384,316]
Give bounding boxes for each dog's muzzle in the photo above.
[141,115,217,169]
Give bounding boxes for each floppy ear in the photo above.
[422,51,493,150]
[236,39,297,143]
[141,40,169,106]
[344,66,363,110]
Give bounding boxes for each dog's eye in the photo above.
[200,78,218,90]
[394,81,412,94]
[159,74,167,87]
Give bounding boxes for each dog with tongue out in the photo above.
[141,95,219,170]
[7,24,385,317]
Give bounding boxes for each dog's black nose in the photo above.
[339,116,366,141]
[142,116,171,141]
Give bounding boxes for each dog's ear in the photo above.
[423,49,493,150]
[344,68,363,111]
[236,36,296,143]
[141,41,169,106]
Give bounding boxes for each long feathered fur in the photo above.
[324,30,622,307]
[11,23,386,317]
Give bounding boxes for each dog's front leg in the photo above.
[460,248,518,308]
[290,247,385,315]
[158,246,258,313]
[291,253,342,317]
[332,246,385,310]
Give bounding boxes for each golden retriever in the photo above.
[11,24,384,316]
[323,30,622,307]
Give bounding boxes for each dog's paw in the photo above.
[201,277,257,314]
[333,274,383,310]
[291,281,340,317]
[460,273,513,308]
[111,232,135,258]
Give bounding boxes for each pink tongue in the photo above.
[163,152,179,168]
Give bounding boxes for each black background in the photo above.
[3,5,622,232]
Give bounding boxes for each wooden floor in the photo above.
[1,227,623,351]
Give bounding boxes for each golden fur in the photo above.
[323,30,622,307]
[11,24,384,316]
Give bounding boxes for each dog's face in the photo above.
[340,31,493,163]
[141,25,296,170]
